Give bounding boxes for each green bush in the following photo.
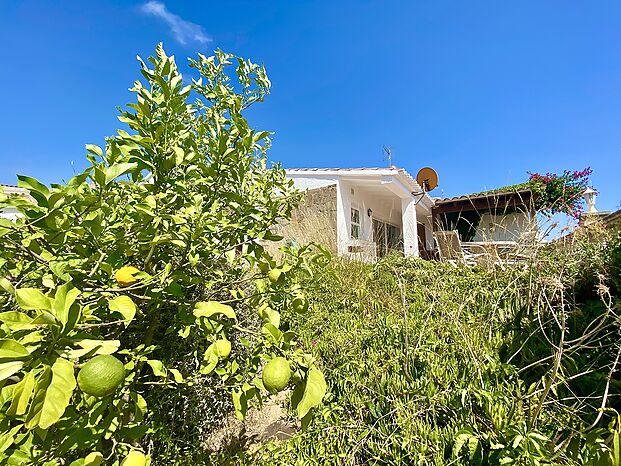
[254,231,621,465]
[0,44,327,465]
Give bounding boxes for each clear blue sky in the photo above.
[1,1,620,212]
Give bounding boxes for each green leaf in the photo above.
[0,277,15,296]
[0,339,31,360]
[16,288,52,311]
[199,346,219,375]
[85,144,103,158]
[53,283,80,328]
[0,311,35,331]
[0,424,22,454]
[453,432,471,458]
[261,323,282,344]
[169,369,184,383]
[105,162,138,185]
[296,368,326,419]
[0,361,24,382]
[7,368,36,416]
[17,174,49,206]
[259,308,280,328]
[193,301,237,320]
[50,261,72,281]
[146,360,167,378]
[65,339,120,359]
[68,451,104,466]
[28,358,76,429]
[232,389,247,421]
[31,311,57,326]
[108,296,136,325]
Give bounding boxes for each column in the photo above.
[401,196,419,257]
[336,180,350,256]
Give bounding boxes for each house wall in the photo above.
[0,186,30,220]
[473,211,532,242]
[0,207,20,220]
[287,173,433,260]
[273,185,338,252]
[341,180,403,238]
[337,180,415,260]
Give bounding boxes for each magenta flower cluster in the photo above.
[527,167,593,219]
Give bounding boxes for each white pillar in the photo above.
[336,180,350,256]
[402,197,419,257]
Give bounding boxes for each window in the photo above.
[350,207,360,239]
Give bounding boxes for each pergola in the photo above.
[432,188,535,242]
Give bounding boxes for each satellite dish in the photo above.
[416,167,439,192]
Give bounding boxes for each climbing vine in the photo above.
[528,167,592,218]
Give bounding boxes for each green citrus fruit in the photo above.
[77,355,125,397]
[262,357,291,394]
[292,295,309,314]
[214,339,231,360]
[120,450,147,466]
[268,268,284,285]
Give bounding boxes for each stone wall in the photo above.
[272,185,338,253]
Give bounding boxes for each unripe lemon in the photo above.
[120,450,147,466]
[77,355,125,397]
[268,268,284,285]
[262,357,291,394]
[292,295,309,314]
[115,266,140,287]
[214,339,231,360]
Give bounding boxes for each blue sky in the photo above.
[1,1,620,212]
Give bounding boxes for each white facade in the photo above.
[286,168,434,260]
[0,185,30,220]
[473,211,533,242]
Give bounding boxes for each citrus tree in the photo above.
[0,44,328,464]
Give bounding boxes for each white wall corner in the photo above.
[335,179,350,256]
[401,197,419,257]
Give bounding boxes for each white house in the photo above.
[285,168,435,260]
[0,185,30,220]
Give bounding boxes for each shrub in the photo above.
[0,44,327,464]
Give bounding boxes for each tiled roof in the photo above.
[604,208,621,227]
[436,188,532,205]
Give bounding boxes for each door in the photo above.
[373,219,387,258]
[373,219,401,257]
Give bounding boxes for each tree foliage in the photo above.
[0,44,327,464]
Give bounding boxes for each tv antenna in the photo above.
[383,146,393,167]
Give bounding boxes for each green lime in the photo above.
[77,355,125,397]
[262,357,291,394]
[268,268,284,285]
[292,295,309,314]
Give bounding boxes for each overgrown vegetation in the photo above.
[242,225,621,465]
